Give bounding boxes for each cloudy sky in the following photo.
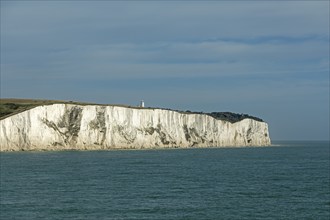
[1,1,329,140]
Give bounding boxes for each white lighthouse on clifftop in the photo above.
[140,100,144,108]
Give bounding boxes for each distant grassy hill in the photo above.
[0,98,263,123]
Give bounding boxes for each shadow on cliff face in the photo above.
[42,106,83,146]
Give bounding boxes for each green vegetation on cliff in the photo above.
[0,98,263,123]
[207,112,263,123]
[0,99,89,120]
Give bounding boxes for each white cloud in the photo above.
[2,36,328,81]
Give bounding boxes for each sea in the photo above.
[0,141,329,220]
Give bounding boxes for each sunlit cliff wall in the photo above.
[0,104,271,151]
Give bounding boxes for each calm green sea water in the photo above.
[1,141,329,219]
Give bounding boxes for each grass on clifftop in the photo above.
[0,98,146,120]
[0,98,263,123]
[0,99,95,120]
[1,99,54,119]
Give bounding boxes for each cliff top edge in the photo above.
[0,98,264,123]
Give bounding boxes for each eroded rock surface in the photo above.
[0,104,271,151]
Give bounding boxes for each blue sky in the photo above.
[1,1,329,141]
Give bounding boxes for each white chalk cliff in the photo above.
[0,104,271,151]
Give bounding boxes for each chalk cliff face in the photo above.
[0,104,271,151]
